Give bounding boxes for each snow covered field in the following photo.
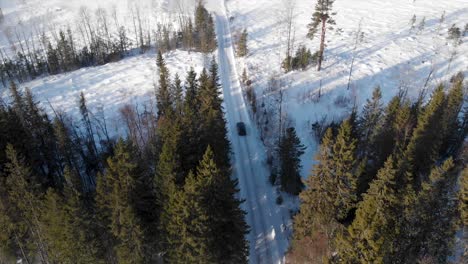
[226,0,468,175]
[1,0,467,263]
[0,50,207,138]
[0,0,196,56]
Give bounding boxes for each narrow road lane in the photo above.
[212,2,290,263]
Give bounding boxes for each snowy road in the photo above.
[211,1,290,263]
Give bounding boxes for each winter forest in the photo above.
[0,0,467,264]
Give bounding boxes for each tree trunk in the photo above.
[318,18,327,71]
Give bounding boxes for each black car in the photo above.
[236,122,247,136]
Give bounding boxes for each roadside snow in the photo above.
[226,0,467,178]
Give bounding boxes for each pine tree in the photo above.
[118,26,130,56]
[409,158,459,262]
[155,141,179,250]
[194,2,217,52]
[46,42,60,74]
[196,146,249,263]
[78,92,99,188]
[165,170,215,263]
[95,140,144,264]
[279,127,306,195]
[440,80,464,156]
[180,68,202,173]
[173,73,184,115]
[307,0,336,71]
[198,59,231,171]
[332,119,359,221]
[371,92,405,175]
[335,156,399,263]
[461,167,468,228]
[237,29,248,57]
[460,167,468,262]
[40,170,103,264]
[403,85,446,188]
[358,86,383,152]
[156,51,172,118]
[293,128,336,239]
[3,144,50,263]
[290,129,336,262]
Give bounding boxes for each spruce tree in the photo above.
[165,171,214,263]
[79,91,99,186]
[196,146,249,263]
[46,42,60,74]
[409,158,459,262]
[403,85,446,188]
[460,167,468,260]
[173,73,184,115]
[198,59,231,171]
[279,127,306,195]
[156,51,172,117]
[307,0,336,71]
[332,119,359,221]
[371,92,405,175]
[155,141,179,251]
[291,129,336,262]
[4,144,50,263]
[293,128,336,240]
[40,173,103,264]
[95,140,144,264]
[358,86,383,153]
[194,2,217,52]
[335,157,399,263]
[180,68,202,173]
[440,80,464,156]
[461,167,468,229]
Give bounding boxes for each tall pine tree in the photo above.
[95,140,144,264]
[307,0,336,71]
[279,127,306,195]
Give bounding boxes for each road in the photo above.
[209,1,290,263]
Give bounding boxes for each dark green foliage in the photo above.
[408,158,459,262]
[199,58,231,172]
[0,49,249,264]
[165,147,248,263]
[307,0,336,71]
[448,24,462,41]
[40,169,103,264]
[194,2,217,53]
[279,127,306,195]
[282,45,318,72]
[336,156,400,263]
[293,129,336,240]
[2,144,49,263]
[461,167,468,227]
[402,85,448,187]
[165,170,214,263]
[156,51,172,117]
[290,80,466,263]
[358,86,383,151]
[95,140,144,264]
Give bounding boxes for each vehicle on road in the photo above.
[236,122,247,136]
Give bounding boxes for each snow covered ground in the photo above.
[0,50,207,137]
[0,0,197,56]
[226,0,468,176]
